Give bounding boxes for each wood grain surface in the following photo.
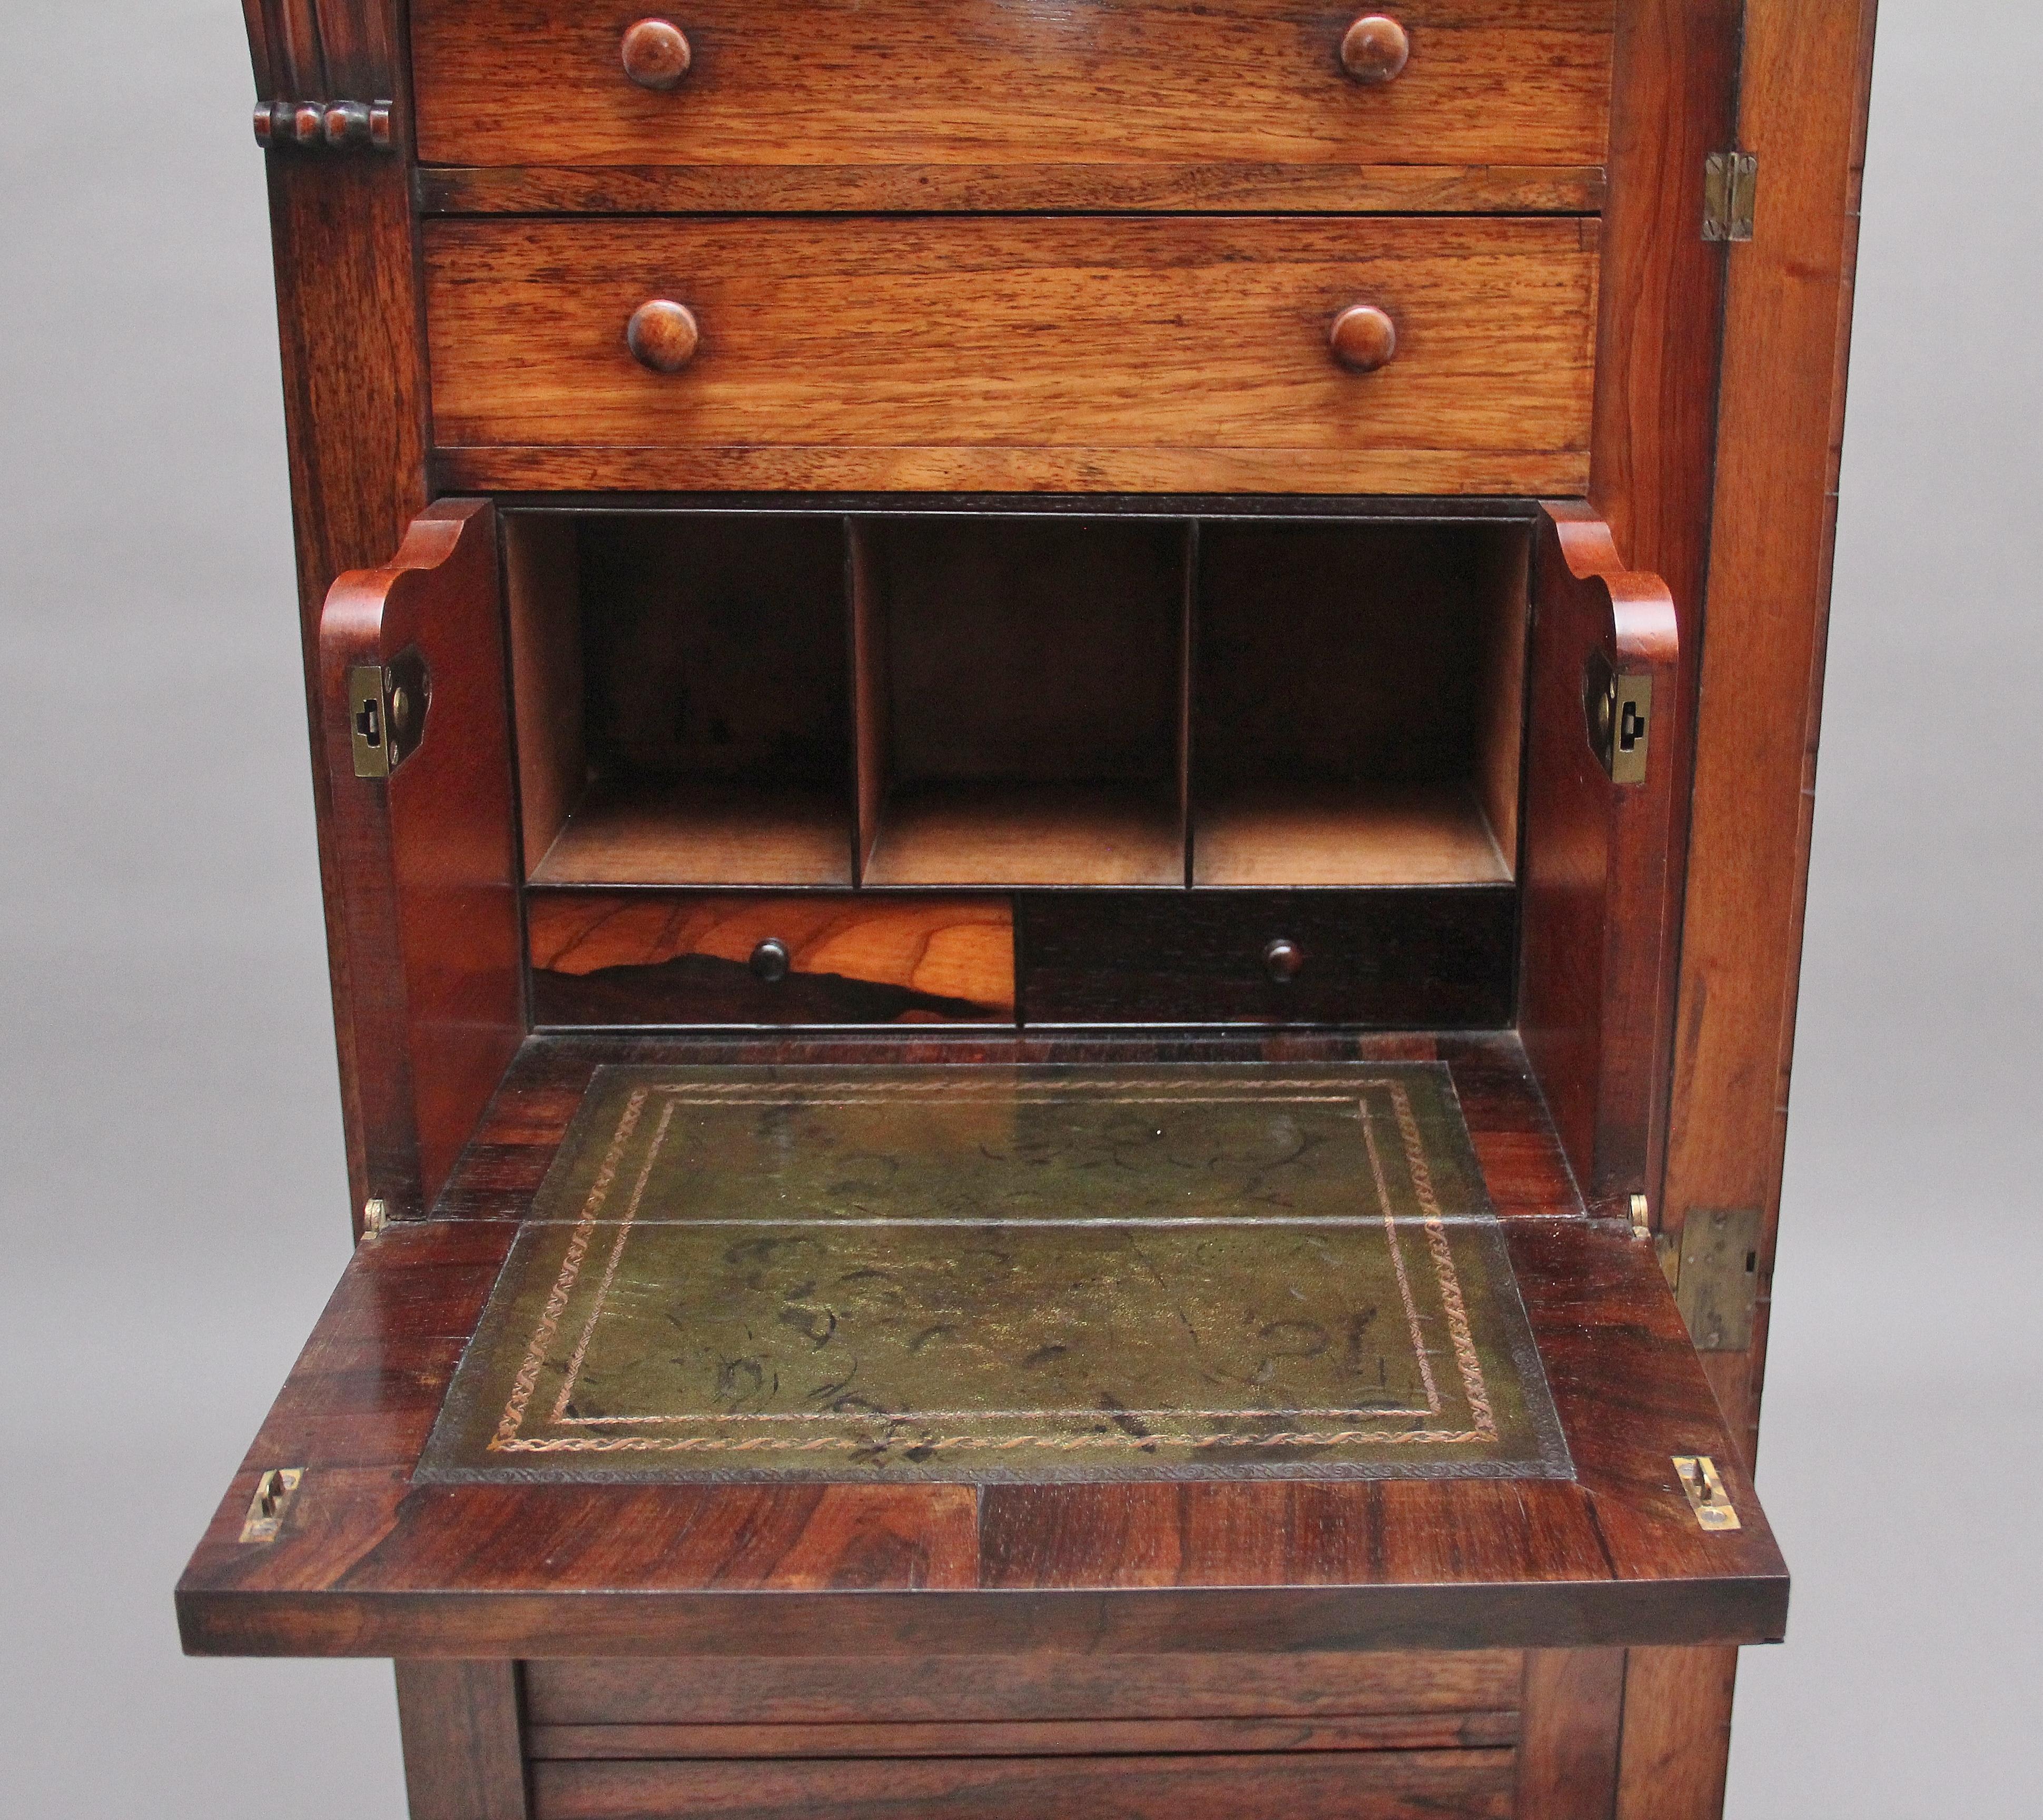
[394,1660,532,1820]
[1192,782,1510,887]
[417,161,1607,217]
[410,0,1614,180]
[524,1647,1525,1726]
[1586,0,1742,1234]
[528,1749,1516,1819]
[315,501,524,1216]
[1516,1647,1624,1819]
[1662,0,1882,1453]
[1016,887,1515,1027]
[524,1711,1519,1760]
[1518,504,1678,1206]
[259,133,431,1233]
[530,780,854,889]
[423,215,1600,497]
[526,889,1016,1023]
[176,1033,1784,1659]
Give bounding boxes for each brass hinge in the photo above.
[1703,150,1759,243]
[255,100,395,152]
[1673,1455,1741,1531]
[348,648,431,779]
[359,1197,390,1243]
[1583,650,1653,785]
[239,1467,305,1544]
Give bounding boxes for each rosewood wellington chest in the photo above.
[181,4,1878,1815]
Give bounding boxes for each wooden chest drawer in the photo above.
[527,889,1016,1025]
[530,1750,1516,1820]
[426,215,1598,496]
[1018,888,1516,1026]
[411,0,1614,213]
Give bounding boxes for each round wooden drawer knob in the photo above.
[627,300,699,373]
[1329,303,1397,373]
[1340,14,1410,84]
[1264,938,1305,985]
[750,938,792,984]
[621,17,693,91]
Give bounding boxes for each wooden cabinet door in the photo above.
[318,499,524,1219]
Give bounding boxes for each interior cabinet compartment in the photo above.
[1193,521,1528,888]
[853,517,1189,887]
[509,512,854,887]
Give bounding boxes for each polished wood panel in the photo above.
[525,1649,1526,1726]
[423,216,1600,498]
[1193,782,1509,887]
[527,891,1016,1024]
[864,784,1185,890]
[530,1750,1516,1820]
[1016,888,1515,1027]
[411,0,1615,176]
[529,779,852,889]
[258,123,430,1231]
[525,1712,1517,1759]
[1516,1649,1624,1819]
[1519,505,1678,1206]
[1664,0,1883,1453]
[1616,1646,1738,1820]
[316,501,524,1216]
[1587,0,1743,1225]
[176,1035,1784,1660]
[394,1660,531,1820]
[504,513,585,874]
[417,161,1607,217]
[245,0,399,100]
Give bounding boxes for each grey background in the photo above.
[0,5,2036,1814]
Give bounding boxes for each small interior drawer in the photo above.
[529,1750,1516,1819]
[528,890,1016,1026]
[426,215,1599,496]
[411,0,1614,210]
[1019,889,1515,1027]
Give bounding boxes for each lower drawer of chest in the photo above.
[529,1750,1516,1818]
[425,214,1597,497]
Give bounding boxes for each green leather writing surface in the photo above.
[420,1064,1570,1483]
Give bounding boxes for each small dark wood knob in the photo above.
[627,300,699,373]
[1340,14,1410,84]
[1329,303,1397,373]
[1264,938,1304,985]
[750,938,792,984]
[621,18,693,91]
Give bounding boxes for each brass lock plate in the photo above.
[1583,649,1653,786]
[239,1467,304,1544]
[1675,1206,1762,1351]
[348,646,431,779]
[1673,1455,1741,1531]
